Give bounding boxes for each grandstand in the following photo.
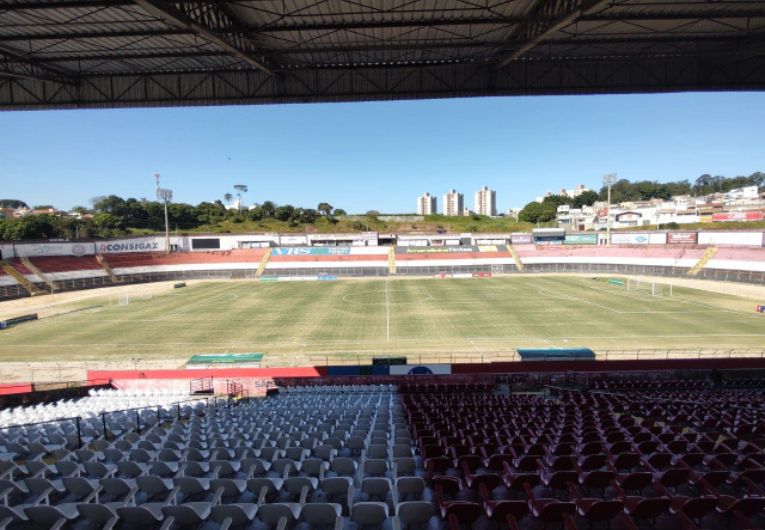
[2,367,765,529]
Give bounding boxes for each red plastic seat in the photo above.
[484,500,528,530]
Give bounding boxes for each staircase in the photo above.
[687,247,718,277]
[388,247,397,275]
[96,254,121,283]
[255,248,272,277]
[0,261,46,295]
[21,257,57,292]
[507,245,524,272]
[189,377,214,395]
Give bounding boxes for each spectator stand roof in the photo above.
[0,0,764,109]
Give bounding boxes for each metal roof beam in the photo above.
[0,29,189,42]
[255,9,765,34]
[0,45,79,85]
[497,0,612,68]
[0,1,132,10]
[132,0,274,75]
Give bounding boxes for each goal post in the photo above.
[109,291,153,306]
[625,278,672,297]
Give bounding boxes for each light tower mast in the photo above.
[155,173,173,254]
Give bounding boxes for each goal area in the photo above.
[626,278,673,297]
[109,292,154,306]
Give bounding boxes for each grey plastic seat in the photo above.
[136,475,177,503]
[162,502,212,527]
[174,476,210,502]
[392,458,417,479]
[283,476,316,503]
[300,502,343,530]
[258,502,301,529]
[24,504,79,529]
[247,477,283,505]
[117,503,166,526]
[99,477,137,504]
[394,477,425,503]
[77,502,120,530]
[351,501,389,530]
[330,458,357,478]
[367,445,389,459]
[394,501,434,530]
[209,478,246,503]
[0,505,28,528]
[321,477,353,515]
[392,445,413,458]
[313,445,337,461]
[363,459,388,477]
[362,477,392,503]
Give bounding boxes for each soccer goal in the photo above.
[626,278,673,297]
[109,291,153,306]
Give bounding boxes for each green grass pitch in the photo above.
[0,276,764,363]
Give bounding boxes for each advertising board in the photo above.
[400,246,476,253]
[610,233,651,245]
[271,247,351,256]
[697,232,764,246]
[389,364,452,375]
[667,232,698,244]
[712,212,765,222]
[563,234,598,245]
[97,237,166,254]
[279,235,308,245]
[13,242,96,257]
[510,233,532,244]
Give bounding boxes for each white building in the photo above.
[560,184,591,199]
[474,185,497,216]
[416,192,437,215]
[443,189,464,216]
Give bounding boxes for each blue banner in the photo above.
[272,247,351,256]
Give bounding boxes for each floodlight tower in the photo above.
[603,173,617,246]
[155,173,173,254]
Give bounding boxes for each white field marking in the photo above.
[155,285,245,321]
[340,290,433,305]
[532,284,622,314]
[468,338,483,354]
[385,277,390,341]
[575,277,762,320]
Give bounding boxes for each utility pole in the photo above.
[155,173,173,254]
[603,173,616,246]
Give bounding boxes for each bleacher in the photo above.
[0,375,764,529]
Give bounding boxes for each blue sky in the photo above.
[1,92,764,213]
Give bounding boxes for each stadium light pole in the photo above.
[603,173,617,246]
[155,173,173,254]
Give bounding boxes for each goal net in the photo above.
[626,278,673,297]
[110,292,154,306]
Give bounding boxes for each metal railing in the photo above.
[0,397,212,449]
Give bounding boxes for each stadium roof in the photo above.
[0,0,764,110]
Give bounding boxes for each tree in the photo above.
[233,184,248,212]
[0,199,28,209]
[223,193,233,205]
[334,208,347,216]
[518,201,557,224]
[317,202,333,217]
[260,201,276,218]
[32,205,55,210]
[572,190,600,209]
[542,194,572,207]
[274,205,294,221]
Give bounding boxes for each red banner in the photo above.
[712,212,764,222]
[667,232,698,244]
